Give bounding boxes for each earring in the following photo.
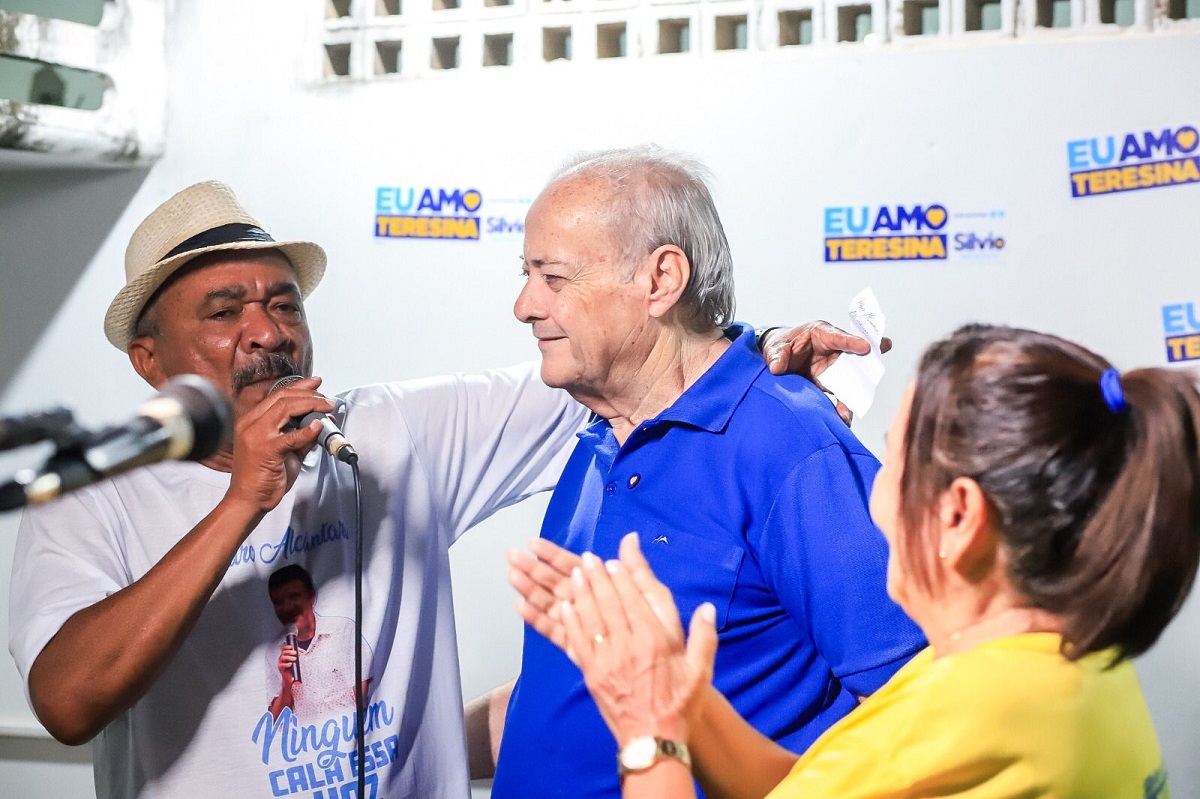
[938,550,948,560]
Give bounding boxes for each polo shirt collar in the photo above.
[654,323,763,433]
[578,323,763,444]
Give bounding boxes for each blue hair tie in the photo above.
[1100,368,1125,413]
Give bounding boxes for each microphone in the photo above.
[268,376,357,464]
[0,375,232,511]
[285,624,303,684]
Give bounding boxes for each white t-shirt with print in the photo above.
[9,363,586,799]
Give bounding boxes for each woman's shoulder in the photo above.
[772,634,1159,799]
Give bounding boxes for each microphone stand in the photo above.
[0,415,95,513]
[0,407,81,452]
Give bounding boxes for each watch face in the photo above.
[621,737,658,770]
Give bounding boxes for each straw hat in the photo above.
[104,181,327,350]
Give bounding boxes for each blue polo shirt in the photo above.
[492,325,925,799]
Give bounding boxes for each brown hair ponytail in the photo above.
[901,324,1200,662]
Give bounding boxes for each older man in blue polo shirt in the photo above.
[480,145,924,798]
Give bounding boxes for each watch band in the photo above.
[617,736,692,780]
[755,326,783,353]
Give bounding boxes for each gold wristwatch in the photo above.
[617,736,692,781]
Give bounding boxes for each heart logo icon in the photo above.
[1176,128,1198,151]
[924,207,947,228]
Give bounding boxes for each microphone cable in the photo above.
[348,452,366,799]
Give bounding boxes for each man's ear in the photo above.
[128,336,166,390]
[644,245,690,320]
[937,476,998,583]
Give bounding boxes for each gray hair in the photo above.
[549,144,735,331]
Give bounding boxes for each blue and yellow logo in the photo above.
[375,187,483,240]
[1163,301,1200,363]
[824,205,949,262]
[1068,126,1200,198]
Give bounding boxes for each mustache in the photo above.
[232,353,300,393]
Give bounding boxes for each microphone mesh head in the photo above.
[269,376,315,436]
[269,375,304,394]
[158,375,233,460]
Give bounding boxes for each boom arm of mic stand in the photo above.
[0,407,79,452]
[0,433,99,512]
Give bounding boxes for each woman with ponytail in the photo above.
[511,323,1200,798]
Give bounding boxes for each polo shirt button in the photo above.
[628,474,641,489]
[605,482,617,495]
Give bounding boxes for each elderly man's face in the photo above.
[514,179,648,398]
[132,252,314,419]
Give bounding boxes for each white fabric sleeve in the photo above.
[7,486,128,699]
[373,361,588,542]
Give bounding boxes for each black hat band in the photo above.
[163,223,276,260]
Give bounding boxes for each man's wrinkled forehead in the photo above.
[527,182,626,259]
[141,249,301,319]
[197,279,301,309]
[178,249,298,290]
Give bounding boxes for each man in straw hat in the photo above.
[9,180,871,798]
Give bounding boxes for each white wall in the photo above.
[1,0,1198,795]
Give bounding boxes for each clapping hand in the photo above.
[509,533,718,747]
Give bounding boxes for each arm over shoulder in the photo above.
[367,362,589,540]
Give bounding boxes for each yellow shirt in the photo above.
[766,633,1169,798]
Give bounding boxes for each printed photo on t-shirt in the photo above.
[265,564,375,723]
